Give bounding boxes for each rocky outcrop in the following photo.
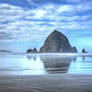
[82,48,87,53]
[72,47,77,53]
[26,48,38,53]
[39,30,77,53]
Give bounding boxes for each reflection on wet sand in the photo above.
[82,56,85,61]
[68,56,92,74]
[26,55,77,74]
[40,55,76,74]
[0,55,47,75]
[26,55,47,75]
[0,54,92,75]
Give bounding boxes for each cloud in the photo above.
[26,0,81,6]
[26,0,39,7]
[0,1,92,42]
[0,4,25,22]
[0,31,12,40]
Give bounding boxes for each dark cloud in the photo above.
[0,31,12,40]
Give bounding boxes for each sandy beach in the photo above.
[0,74,92,92]
[0,54,92,92]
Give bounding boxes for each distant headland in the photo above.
[0,50,12,54]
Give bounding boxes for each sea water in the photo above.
[0,53,92,75]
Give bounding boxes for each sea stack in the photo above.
[82,48,87,53]
[26,48,38,53]
[39,30,77,53]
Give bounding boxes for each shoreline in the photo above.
[0,53,92,56]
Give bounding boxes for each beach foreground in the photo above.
[0,74,92,92]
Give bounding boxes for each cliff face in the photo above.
[39,30,77,53]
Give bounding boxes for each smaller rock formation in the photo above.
[82,48,87,53]
[72,47,77,53]
[26,48,38,53]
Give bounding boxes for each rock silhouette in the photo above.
[39,30,77,53]
[82,48,87,53]
[72,47,77,53]
[26,48,38,53]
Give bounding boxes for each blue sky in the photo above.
[0,0,92,53]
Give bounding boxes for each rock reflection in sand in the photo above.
[40,55,76,74]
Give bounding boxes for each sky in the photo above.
[0,0,92,53]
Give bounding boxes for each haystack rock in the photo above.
[39,30,77,53]
[26,48,38,53]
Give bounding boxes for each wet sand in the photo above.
[0,74,92,92]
